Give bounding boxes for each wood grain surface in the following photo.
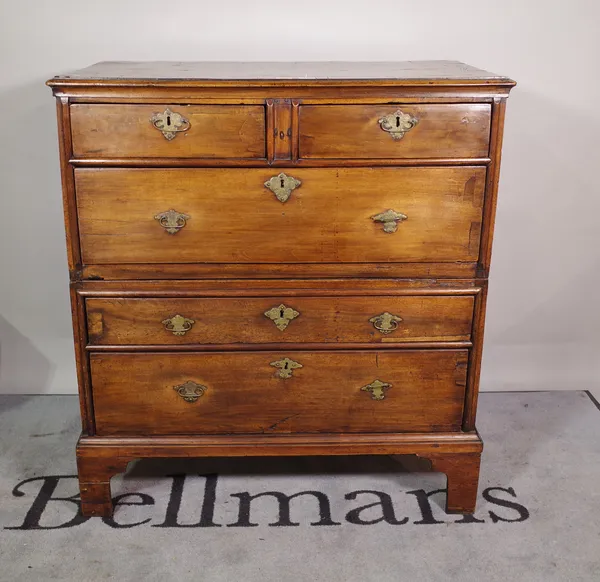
[48,60,514,84]
[71,104,265,158]
[300,104,491,159]
[86,295,474,346]
[48,60,515,517]
[75,166,486,264]
[90,350,468,435]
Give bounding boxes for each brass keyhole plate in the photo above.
[378,109,418,140]
[264,173,302,203]
[150,108,191,140]
[264,304,300,331]
[270,357,303,379]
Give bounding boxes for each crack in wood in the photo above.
[264,413,301,432]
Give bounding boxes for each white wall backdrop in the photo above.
[1,0,599,394]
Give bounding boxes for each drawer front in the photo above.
[70,104,266,159]
[76,167,485,264]
[299,104,491,159]
[90,350,468,435]
[86,295,474,346]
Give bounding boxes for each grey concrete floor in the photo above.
[0,391,599,582]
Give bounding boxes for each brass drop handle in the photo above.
[378,109,418,140]
[369,312,403,334]
[174,381,207,403]
[154,209,190,234]
[361,379,392,401]
[270,357,303,379]
[162,314,195,336]
[151,108,190,140]
[371,210,407,233]
[264,303,300,331]
[264,173,302,203]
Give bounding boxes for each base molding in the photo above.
[78,431,483,456]
[76,431,483,517]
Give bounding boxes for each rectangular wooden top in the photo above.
[47,61,515,87]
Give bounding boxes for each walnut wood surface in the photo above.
[71,104,265,159]
[75,167,486,264]
[81,262,479,280]
[90,350,468,435]
[76,278,481,294]
[48,60,514,516]
[79,431,484,456]
[300,104,491,159]
[75,433,482,516]
[86,295,474,346]
[429,452,482,513]
[48,60,514,84]
[71,157,491,168]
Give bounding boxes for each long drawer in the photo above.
[90,350,468,435]
[75,166,486,264]
[86,295,474,346]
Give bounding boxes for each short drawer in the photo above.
[299,104,491,159]
[86,295,474,346]
[90,350,468,435]
[75,166,486,264]
[70,104,266,159]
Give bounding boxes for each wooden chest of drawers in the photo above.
[48,61,514,517]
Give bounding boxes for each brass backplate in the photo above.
[270,357,303,379]
[369,312,403,334]
[173,380,207,403]
[361,379,392,401]
[264,173,302,203]
[151,108,190,140]
[162,314,195,336]
[154,209,190,234]
[264,304,300,331]
[378,109,418,140]
[371,209,407,233]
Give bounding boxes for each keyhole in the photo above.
[280,178,285,189]
[396,116,400,127]
[280,308,285,318]
[166,115,171,126]
[284,362,289,370]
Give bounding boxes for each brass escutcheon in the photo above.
[264,173,302,203]
[173,380,207,403]
[264,304,300,331]
[270,357,303,379]
[162,314,195,336]
[378,109,418,140]
[151,108,190,140]
[361,379,392,401]
[371,209,407,233]
[154,209,190,234]
[369,312,403,335]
